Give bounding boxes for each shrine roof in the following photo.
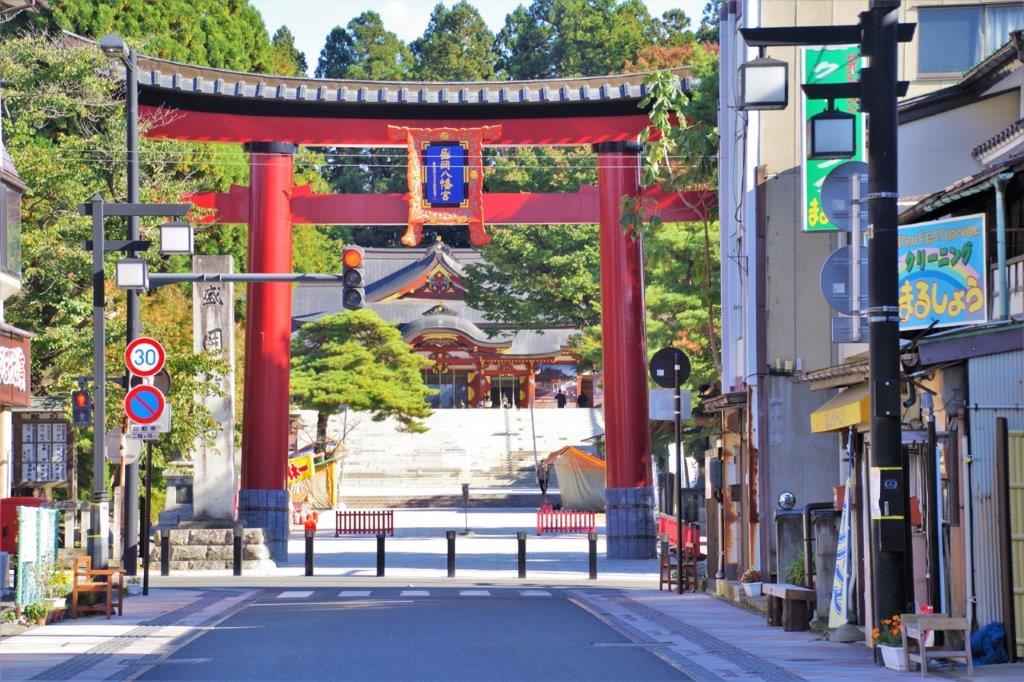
[128,48,690,119]
[365,242,475,302]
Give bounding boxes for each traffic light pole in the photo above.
[89,193,109,570]
[864,2,911,623]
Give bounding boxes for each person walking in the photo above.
[576,392,589,408]
[555,390,567,408]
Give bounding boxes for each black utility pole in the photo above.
[863,1,910,622]
[123,44,142,577]
[739,0,915,633]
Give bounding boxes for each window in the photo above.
[422,369,469,408]
[0,181,22,278]
[918,3,1024,76]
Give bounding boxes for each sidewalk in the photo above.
[572,589,1024,681]
[0,588,255,680]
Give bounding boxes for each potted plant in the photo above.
[124,575,143,596]
[45,567,73,621]
[740,568,763,597]
[872,614,908,671]
[23,602,51,627]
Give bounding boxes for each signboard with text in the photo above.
[898,214,987,330]
[424,142,468,207]
[802,45,865,232]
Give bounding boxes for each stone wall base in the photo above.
[238,488,289,563]
[605,486,657,559]
[148,526,276,571]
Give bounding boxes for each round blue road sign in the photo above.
[124,385,165,425]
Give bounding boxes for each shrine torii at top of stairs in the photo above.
[134,53,713,561]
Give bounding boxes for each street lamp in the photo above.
[808,101,857,159]
[116,258,149,290]
[98,33,145,574]
[159,220,194,255]
[738,50,789,111]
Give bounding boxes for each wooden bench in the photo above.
[70,555,123,619]
[901,614,973,677]
[763,582,815,632]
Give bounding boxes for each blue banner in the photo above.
[423,142,467,207]
[898,214,988,330]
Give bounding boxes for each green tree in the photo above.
[316,12,412,81]
[291,310,434,453]
[496,0,663,79]
[0,34,225,497]
[411,2,495,80]
[271,26,307,76]
[34,0,276,72]
[697,0,724,44]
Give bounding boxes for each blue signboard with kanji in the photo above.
[423,142,467,207]
[898,213,987,330]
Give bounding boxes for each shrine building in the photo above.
[292,240,597,410]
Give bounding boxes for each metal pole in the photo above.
[89,194,110,569]
[517,531,527,578]
[122,46,141,577]
[851,173,862,342]
[142,441,152,595]
[160,529,169,576]
[923,398,940,610]
[674,357,684,595]
[588,531,598,580]
[864,2,909,623]
[446,530,456,577]
[376,533,385,577]
[233,524,243,577]
[993,176,1011,319]
[304,529,314,576]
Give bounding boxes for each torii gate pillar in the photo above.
[238,141,296,562]
[595,141,656,560]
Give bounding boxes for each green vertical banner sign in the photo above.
[802,45,865,232]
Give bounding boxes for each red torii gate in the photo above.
[137,59,711,560]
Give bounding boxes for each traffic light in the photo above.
[71,389,92,428]
[342,245,364,310]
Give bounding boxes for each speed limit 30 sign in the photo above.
[125,337,166,377]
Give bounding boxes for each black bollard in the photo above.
[446,530,456,578]
[517,531,527,579]
[233,524,243,577]
[376,533,386,577]
[305,529,315,577]
[588,531,598,580]
[160,529,170,577]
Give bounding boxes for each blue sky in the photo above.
[251,0,708,76]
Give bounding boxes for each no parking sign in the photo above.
[124,384,165,425]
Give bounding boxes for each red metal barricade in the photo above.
[658,514,700,549]
[334,510,394,537]
[536,506,596,535]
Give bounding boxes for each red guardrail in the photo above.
[536,504,596,535]
[335,510,394,537]
[658,514,701,549]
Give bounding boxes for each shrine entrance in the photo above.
[136,56,710,560]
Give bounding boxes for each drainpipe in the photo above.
[803,502,834,588]
[992,173,1013,319]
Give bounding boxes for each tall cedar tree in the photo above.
[271,26,307,76]
[411,2,496,80]
[291,310,435,454]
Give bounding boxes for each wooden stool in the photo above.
[658,535,678,591]
[901,614,973,677]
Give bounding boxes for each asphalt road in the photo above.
[137,587,686,681]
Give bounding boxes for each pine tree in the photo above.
[271,26,307,76]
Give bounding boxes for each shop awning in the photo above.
[810,383,869,433]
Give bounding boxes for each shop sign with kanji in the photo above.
[802,45,865,232]
[898,214,987,330]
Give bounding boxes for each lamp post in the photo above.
[100,33,144,575]
[739,0,915,638]
[78,196,189,570]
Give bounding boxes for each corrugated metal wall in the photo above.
[967,349,1024,627]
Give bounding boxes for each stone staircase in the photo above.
[293,407,603,508]
[148,527,276,571]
